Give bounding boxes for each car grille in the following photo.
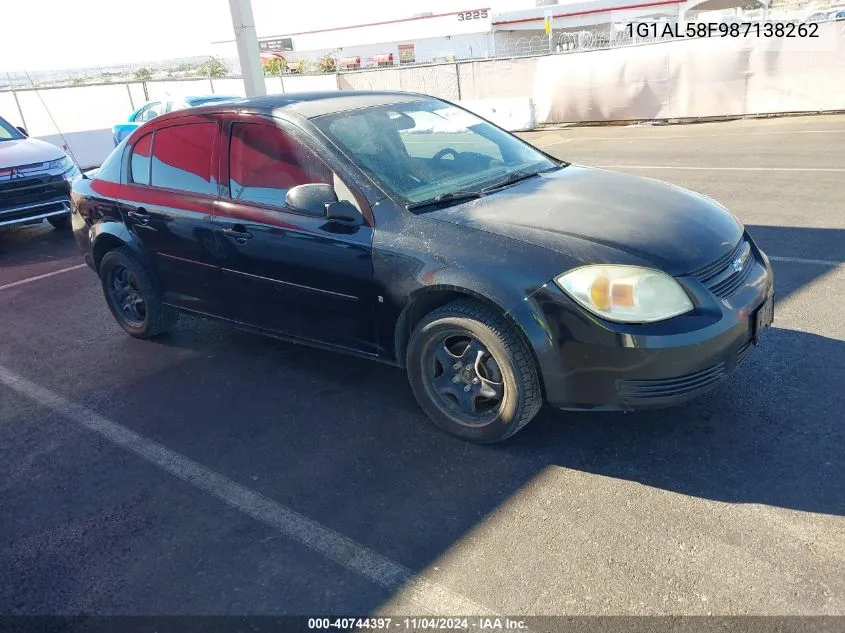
[0,174,70,209]
[690,238,754,299]
[616,340,755,400]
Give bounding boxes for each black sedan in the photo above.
[70,91,774,443]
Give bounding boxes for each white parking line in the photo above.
[0,364,493,617]
[594,165,845,172]
[769,255,844,267]
[0,264,87,291]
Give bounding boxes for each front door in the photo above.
[121,121,223,315]
[211,120,377,354]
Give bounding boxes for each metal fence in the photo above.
[0,57,243,92]
[1,1,843,91]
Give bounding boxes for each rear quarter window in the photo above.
[130,133,153,185]
[94,136,130,184]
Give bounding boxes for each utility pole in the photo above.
[228,0,266,97]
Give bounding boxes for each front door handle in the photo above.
[222,225,253,243]
[128,209,151,225]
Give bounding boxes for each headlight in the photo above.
[50,156,80,181]
[555,265,693,323]
[49,156,75,172]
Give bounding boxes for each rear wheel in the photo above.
[99,246,177,338]
[47,214,70,230]
[406,299,542,443]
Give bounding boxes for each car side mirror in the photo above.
[285,183,338,217]
[325,200,361,225]
[16,126,28,137]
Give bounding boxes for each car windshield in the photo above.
[0,116,24,142]
[313,99,562,209]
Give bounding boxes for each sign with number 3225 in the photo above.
[457,10,489,21]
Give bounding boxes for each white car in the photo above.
[0,115,79,229]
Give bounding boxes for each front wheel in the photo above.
[99,246,177,338]
[406,299,543,443]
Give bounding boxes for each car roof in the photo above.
[183,90,431,120]
[183,95,240,105]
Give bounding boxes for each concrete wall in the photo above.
[461,21,845,123]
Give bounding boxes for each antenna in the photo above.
[22,69,83,168]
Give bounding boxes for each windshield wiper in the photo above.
[481,164,563,194]
[481,170,543,193]
[406,190,484,211]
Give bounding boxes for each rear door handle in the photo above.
[222,225,253,242]
[128,209,151,225]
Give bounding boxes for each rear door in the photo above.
[120,117,224,315]
[211,117,377,354]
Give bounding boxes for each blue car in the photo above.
[112,95,239,146]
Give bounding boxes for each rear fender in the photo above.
[90,222,152,273]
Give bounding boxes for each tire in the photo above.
[47,214,70,230]
[406,299,543,443]
[99,246,177,339]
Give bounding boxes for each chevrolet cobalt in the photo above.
[71,92,774,443]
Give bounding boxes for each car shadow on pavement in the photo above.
[509,325,844,517]
[131,316,843,578]
[747,225,845,266]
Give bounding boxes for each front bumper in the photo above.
[0,171,72,227]
[0,197,71,227]
[512,237,774,411]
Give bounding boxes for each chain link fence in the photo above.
[0,57,243,92]
[2,1,842,91]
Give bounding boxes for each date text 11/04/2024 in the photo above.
[307,618,528,630]
[627,21,820,38]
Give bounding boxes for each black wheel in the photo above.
[406,299,543,443]
[47,214,70,230]
[99,246,177,338]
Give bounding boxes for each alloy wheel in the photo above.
[423,331,505,426]
[108,264,147,327]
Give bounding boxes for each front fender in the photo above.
[372,204,573,364]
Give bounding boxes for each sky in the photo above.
[0,0,529,72]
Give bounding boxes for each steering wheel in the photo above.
[432,148,459,161]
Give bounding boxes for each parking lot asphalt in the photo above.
[1,115,843,617]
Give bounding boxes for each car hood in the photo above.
[427,165,744,276]
[0,137,66,169]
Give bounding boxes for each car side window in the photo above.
[129,133,153,185]
[228,123,333,209]
[134,102,163,123]
[150,123,217,195]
